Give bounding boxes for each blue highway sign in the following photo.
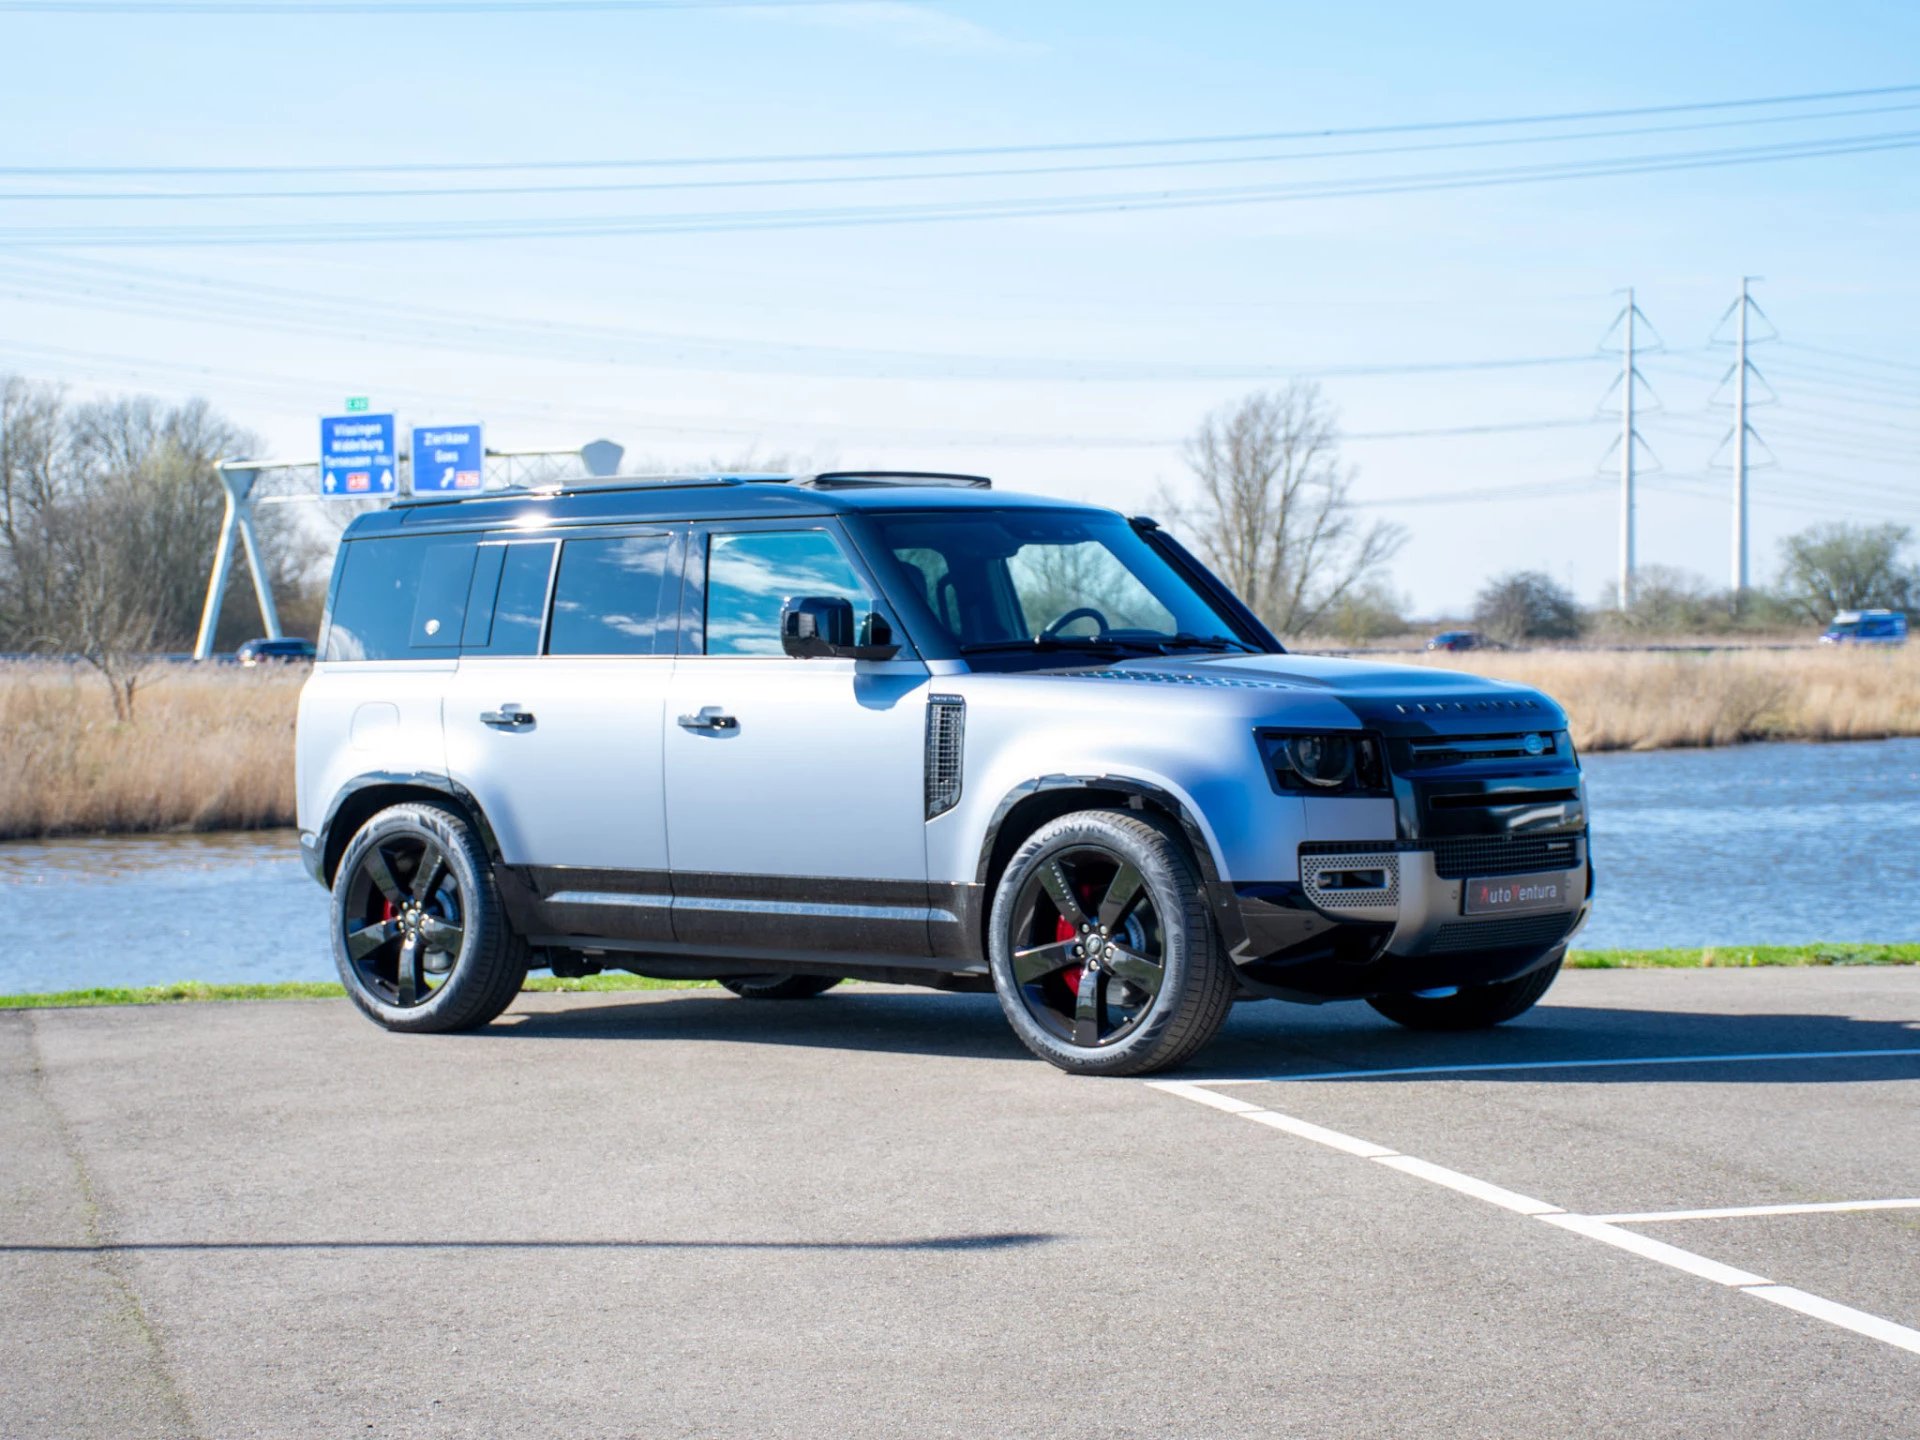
[411,424,485,493]
[320,413,397,497]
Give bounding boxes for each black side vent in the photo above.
[925,695,966,819]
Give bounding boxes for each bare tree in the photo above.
[1474,570,1582,646]
[1161,384,1404,636]
[57,488,165,720]
[0,378,320,714]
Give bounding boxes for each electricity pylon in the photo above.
[1710,277,1777,594]
[1597,289,1663,610]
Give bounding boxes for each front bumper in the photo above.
[298,830,326,887]
[1297,839,1589,957]
[1217,834,1591,1002]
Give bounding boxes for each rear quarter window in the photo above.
[324,536,479,662]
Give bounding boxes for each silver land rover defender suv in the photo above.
[297,471,1591,1075]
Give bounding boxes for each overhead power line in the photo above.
[12,102,1920,201]
[0,0,899,13]
[0,252,1614,383]
[4,81,1917,175]
[6,128,1918,249]
[1782,341,1920,375]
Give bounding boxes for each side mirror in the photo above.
[780,597,901,661]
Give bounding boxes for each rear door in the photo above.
[662,520,934,959]
[443,526,683,939]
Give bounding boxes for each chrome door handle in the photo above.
[480,704,535,729]
[677,707,738,733]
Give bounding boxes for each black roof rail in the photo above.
[796,470,991,490]
[391,473,791,507]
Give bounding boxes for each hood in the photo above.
[1044,652,1569,736]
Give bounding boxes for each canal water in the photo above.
[0,738,1915,995]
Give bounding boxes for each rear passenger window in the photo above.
[548,535,674,656]
[324,536,478,661]
[466,541,556,657]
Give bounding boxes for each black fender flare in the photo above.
[971,774,1248,959]
[312,771,504,887]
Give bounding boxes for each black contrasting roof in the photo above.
[349,472,1101,538]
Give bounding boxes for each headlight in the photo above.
[1257,730,1389,797]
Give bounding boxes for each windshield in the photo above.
[864,509,1247,659]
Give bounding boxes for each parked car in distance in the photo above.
[237,636,317,666]
[297,471,1591,1076]
[1818,609,1907,646]
[1425,630,1488,652]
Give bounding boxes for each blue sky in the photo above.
[3,0,1917,615]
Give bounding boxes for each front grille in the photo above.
[1428,912,1579,954]
[1300,834,1583,881]
[924,695,965,819]
[1406,732,1559,766]
[1429,834,1581,880]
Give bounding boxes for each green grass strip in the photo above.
[1568,942,1920,969]
[4,945,1915,1009]
[0,973,710,1010]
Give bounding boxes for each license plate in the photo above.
[1463,874,1568,916]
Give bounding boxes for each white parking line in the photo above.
[1376,1155,1566,1215]
[1594,1198,1920,1224]
[1200,1047,1920,1086]
[1147,1080,1920,1360]
[1540,1213,1772,1287]
[1745,1286,1920,1357]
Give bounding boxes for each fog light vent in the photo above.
[1301,852,1401,910]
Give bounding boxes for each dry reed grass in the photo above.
[1404,644,1920,751]
[1,646,1914,838]
[0,663,300,840]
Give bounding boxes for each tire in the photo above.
[988,810,1234,1077]
[1367,952,1564,1032]
[330,802,529,1033]
[717,974,842,1000]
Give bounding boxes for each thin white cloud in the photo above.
[747,2,1039,56]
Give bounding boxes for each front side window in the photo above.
[704,529,872,657]
[866,510,1242,661]
[548,534,674,656]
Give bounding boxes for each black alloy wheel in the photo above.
[989,810,1233,1076]
[342,832,466,1008]
[1009,847,1165,1050]
[330,803,527,1033]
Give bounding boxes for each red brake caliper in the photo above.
[1056,877,1103,998]
[1055,914,1084,997]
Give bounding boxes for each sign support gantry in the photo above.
[193,459,292,661]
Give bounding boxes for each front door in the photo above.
[443,527,682,940]
[663,522,933,959]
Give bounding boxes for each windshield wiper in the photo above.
[1152,633,1259,654]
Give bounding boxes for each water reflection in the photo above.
[0,830,326,994]
[1577,737,1920,950]
[0,739,1914,994]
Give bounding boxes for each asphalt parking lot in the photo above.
[4,967,1917,1439]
